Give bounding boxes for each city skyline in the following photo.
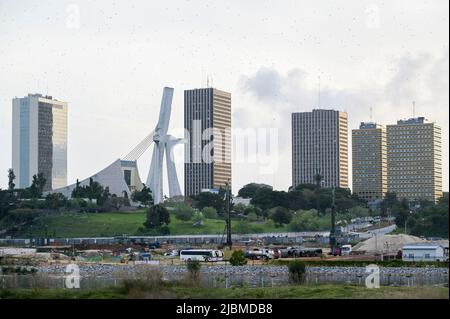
[0,1,448,194]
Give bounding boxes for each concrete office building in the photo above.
[184,88,231,196]
[352,122,387,202]
[292,109,348,189]
[12,94,67,191]
[387,117,442,202]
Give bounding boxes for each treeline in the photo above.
[0,169,153,235]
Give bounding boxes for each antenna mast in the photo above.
[412,101,416,118]
[370,106,373,122]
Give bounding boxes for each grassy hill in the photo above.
[11,210,289,238]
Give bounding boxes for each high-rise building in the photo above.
[352,122,387,202]
[387,117,442,202]
[292,109,348,189]
[12,94,67,191]
[184,88,231,197]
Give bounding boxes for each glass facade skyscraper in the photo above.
[12,94,68,191]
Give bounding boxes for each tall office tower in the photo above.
[292,109,348,189]
[352,122,387,202]
[184,88,231,197]
[12,94,68,191]
[387,117,442,202]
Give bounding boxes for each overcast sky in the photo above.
[0,0,448,195]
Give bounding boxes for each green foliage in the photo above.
[131,185,153,206]
[238,183,273,198]
[192,189,226,213]
[28,173,47,198]
[229,250,248,266]
[175,204,195,221]
[71,178,106,202]
[407,193,449,238]
[192,211,204,225]
[234,221,251,234]
[288,209,322,231]
[7,169,15,191]
[145,204,170,229]
[106,195,130,211]
[44,193,67,210]
[288,260,307,284]
[247,212,258,222]
[250,184,366,214]
[202,206,218,219]
[393,198,411,228]
[269,207,293,226]
[186,260,201,282]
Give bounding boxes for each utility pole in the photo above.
[329,188,337,253]
[225,181,232,249]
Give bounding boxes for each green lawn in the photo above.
[13,210,289,238]
[1,284,448,299]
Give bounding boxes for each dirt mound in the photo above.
[353,234,425,254]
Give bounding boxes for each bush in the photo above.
[202,206,218,219]
[247,212,258,222]
[175,205,195,221]
[186,260,201,282]
[229,250,248,266]
[288,260,306,284]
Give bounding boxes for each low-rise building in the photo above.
[402,243,445,261]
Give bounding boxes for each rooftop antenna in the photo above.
[206,74,210,88]
[412,100,416,118]
[370,106,373,122]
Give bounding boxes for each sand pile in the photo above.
[353,234,426,254]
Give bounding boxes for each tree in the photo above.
[72,179,82,198]
[288,260,306,284]
[86,178,103,201]
[131,185,153,206]
[237,183,272,199]
[192,190,226,213]
[229,250,247,266]
[247,212,258,222]
[269,207,293,226]
[186,260,201,282]
[98,186,111,206]
[288,209,321,231]
[28,173,46,198]
[44,193,67,209]
[393,198,410,229]
[108,195,130,211]
[175,205,195,221]
[202,206,218,219]
[8,169,15,191]
[144,204,170,229]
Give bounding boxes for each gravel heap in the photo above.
[352,234,426,254]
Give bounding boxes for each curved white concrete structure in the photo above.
[50,87,182,204]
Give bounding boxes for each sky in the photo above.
[0,0,448,195]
